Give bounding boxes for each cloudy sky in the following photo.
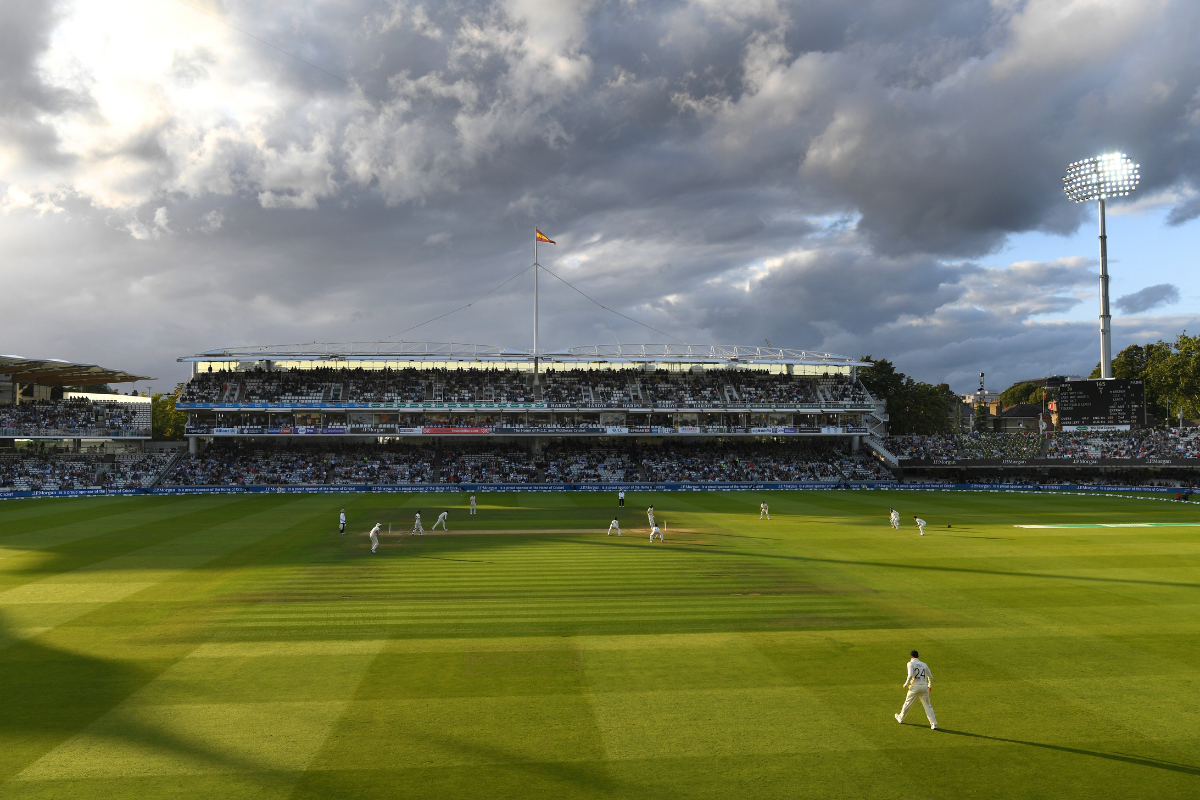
[3,0,1199,393]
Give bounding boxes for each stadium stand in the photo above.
[1046,429,1200,459]
[0,398,150,438]
[159,439,890,486]
[177,366,867,412]
[0,452,173,491]
[889,435,960,462]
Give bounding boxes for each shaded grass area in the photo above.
[1,490,1198,798]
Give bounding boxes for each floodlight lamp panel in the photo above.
[1061,152,1140,202]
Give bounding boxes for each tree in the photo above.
[859,357,961,435]
[858,356,905,400]
[973,402,990,433]
[998,381,1045,409]
[152,385,187,440]
[1090,340,1174,422]
[1145,332,1200,425]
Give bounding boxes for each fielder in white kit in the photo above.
[759,502,770,520]
[413,511,424,536]
[650,522,664,542]
[914,516,927,536]
[369,523,381,553]
[607,518,621,536]
[895,650,937,729]
[469,494,477,515]
[432,511,449,531]
[889,508,900,529]
[340,509,347,535]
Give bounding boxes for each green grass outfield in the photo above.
[1,489,1198,799]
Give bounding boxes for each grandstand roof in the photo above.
[0,355,153,385]
[179,341,868,367]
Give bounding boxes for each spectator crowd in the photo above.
[179,366,872,408]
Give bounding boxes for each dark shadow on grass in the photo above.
[596,540,1200,589]
[343,526,1199,591]
[0,611,291,782]
[936,728,1200,776]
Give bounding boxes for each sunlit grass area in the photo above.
[1,490,1197,798]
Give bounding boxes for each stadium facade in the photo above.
[175,341,891,453]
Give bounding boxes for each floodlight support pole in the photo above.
[1098,199,1112,380]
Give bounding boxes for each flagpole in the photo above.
[533,227,539,383]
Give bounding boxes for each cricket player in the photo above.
[339,509,347,535]
[469,494,477,515]
[759,502,770,520]
[413,511,424,536]
[895,650,937,729]
[650,522,664,542]
[432,510,448,531]
[618,489,625,508]
[914,516,927,536]
[889,508,900,529]
[369,523,381,554]
[607,518,621,536]
[647,505,655,528]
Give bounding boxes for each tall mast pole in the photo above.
[533,227,539,383]
[1098,199,1112,379]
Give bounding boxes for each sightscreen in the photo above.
[1057,379,1145,428]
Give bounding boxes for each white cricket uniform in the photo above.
[650,524,663,542]
[647,508,655,527]
[369,524,380,553]
[470,495,477,514]
[607,519,621,536]
[432,512,448,531]
[898,659,937,727]
[890,511,900,529]
[339,511,346,534]
[413,513,424,535]
[760,503,770,520]
[915,518,927,536]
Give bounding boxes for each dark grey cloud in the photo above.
[1115,283,1181,315]
[2,0,1200,395]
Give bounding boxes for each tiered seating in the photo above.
[165,442,438,486]
[0,399,150,437]
[1047,430,1200,459]
[441,445,537,483]
[0,452,172,490]
[890,435,960,461]
[180,367,869,408]
[637,441,887,482]
[959,433,1041,459]
[542,444,640,483]
[819,376,871,403]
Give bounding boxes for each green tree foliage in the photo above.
[1089,340,1179,422]
[1144,332,1200,423]
[859,356,962,435]
[151,385,187,440]
[973,403,990,433]
[998,382,1046,409]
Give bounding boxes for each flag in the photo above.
[535,229,555,244]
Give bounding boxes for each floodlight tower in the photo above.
[1062,153,1140,379]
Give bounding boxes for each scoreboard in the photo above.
[1056,379,1145,428]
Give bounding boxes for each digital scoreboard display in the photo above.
[1057,379,1145,428]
